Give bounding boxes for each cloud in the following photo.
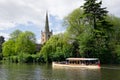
[0,0,120,43]
[0,0,119,30]
[47,0,84,19]
[0,21,15,30]
[0,32,10,41]
[0,0,44,30]
[102,0,120,17]
[0,0,84,30]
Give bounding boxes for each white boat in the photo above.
[52,58,100,69]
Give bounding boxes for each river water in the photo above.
[0,63,120,80]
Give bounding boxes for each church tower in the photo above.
[41,12,52,44]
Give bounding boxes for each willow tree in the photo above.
[40,34,72,63]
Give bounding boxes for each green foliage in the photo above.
[107,16,120,43]
[64,3,120,63]
[77,0,115,63]
[63,8,86,57]
[82,0,108,29]
[2,30,37,63]
[3,53,41,63]
[1,2,120,64]
[15,31,36,54]
[40,34,72,63]
[64,8,85,39]
[2,40,16,57]
[10,29,22,41]
[115,45,120,63]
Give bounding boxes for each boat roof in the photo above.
[66,58,99,61]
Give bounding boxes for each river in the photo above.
[0,63,120,80]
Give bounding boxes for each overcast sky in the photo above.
[0,0,120,43]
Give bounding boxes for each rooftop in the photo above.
[66,58,99,61]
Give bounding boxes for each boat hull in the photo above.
[52,62,100,69]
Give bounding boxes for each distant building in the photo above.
[36,12,53,52]
[41,12,53,44]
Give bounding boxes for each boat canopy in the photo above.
[66,58,99,61]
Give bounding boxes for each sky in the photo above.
[0,0,120,43]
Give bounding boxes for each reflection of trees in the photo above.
[52,68,101,80]
[0,63,101,80]
[36,64,52,80]
[101,68,120,80]
[1,63,38,80]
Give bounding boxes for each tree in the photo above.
[81,0,108,29]
[2,40,15,57]
[2,30,37,63]
[106,16,120,63]
[10,29,22,41]
[80,0,114,63]
[40,34,72,63]
[0,36,5,53]
[0,36,5,59]
[64,8,84,40]
[106,16,120,44]
[15,31,36,54]
[64,5,120,63]
[2,30,36,57]
[64,8,86,57]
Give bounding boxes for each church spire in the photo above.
[45,12,49,32]
[41,12,52,44]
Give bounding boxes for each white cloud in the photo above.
[0,0,45,30]
[0,0,120,43]
[0,0,84,30]
[102,0,120,17]
[0,21,15,30]
[47,0,84,19]
[0,0,119,30]
[0,32,10,41]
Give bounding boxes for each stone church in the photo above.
[41,12,53,44]
[36,13,53,52]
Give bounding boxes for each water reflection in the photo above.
[101,65,120,80]
[0,63,102,80]
[0,63,120,80]
[52,68,101,80]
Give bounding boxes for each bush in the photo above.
[2,51,48,63]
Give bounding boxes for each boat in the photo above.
[52,58,100,69]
